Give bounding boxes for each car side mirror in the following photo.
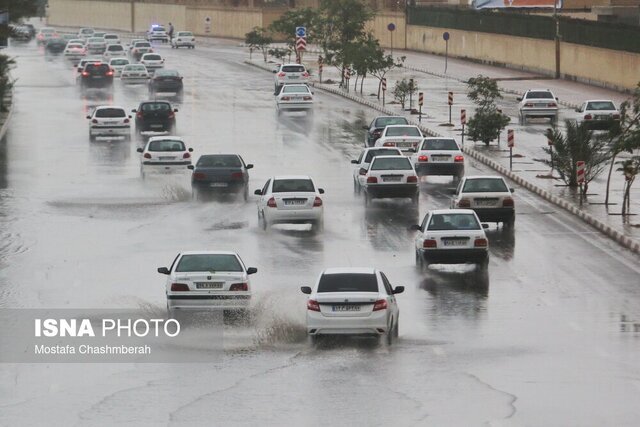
[359,168,367,176]
[187,165,194,170]
[188,148,193,152]
[77,68,82,73]
[245,164,254,169]
[482,223,489,229]
[510,188,515,193]
[136,148,143,153]
[131,109,136,113]
[409,224,421,231]
[272,70,277,73]
[254,189,262,195]
[448,188,457,195]
[362,125,369,130]
[392,286,405,295]
[86,115,91,119]
[247,267,258,275]
[516,97,522,101]
[300,286,312,295]
[351,159,359,164]
[556,97,559,101]
[157,267,170,275]
[173,108,178,112]
[128,115,132,119]
[318,188,325,194]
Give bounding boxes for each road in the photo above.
[1,38,640,426]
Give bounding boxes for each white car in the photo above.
[108,57,130,77]
[137,136,193,179]
[158,251,257,315]
[85,37,107,54]
[86,106,131,141]
[77,28,94,40]
[412,209,489,272]
[450,176,515,228]
[120,64,150,84]
[351,147,402,193]
[273,63,310,92]
[67,38,86,46]
[128,38,146,51]
[255,175,325,231]
[147,25,169,43]
[103,43,126,60]
[64,43,86,61]
[140,53,164,72]
[171,31,195,49]
[301,267,403,344]
[103,33,120,45]
[518,89,559,124]
[575,100,621,130]
[360,155,419,205]
[374,125,424,152]
[411,137,464,179]
[275,84,313,114]
[131,41,153,61]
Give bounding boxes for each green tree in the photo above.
[0,55,15,112]
[616,156,639,215]
[245,27,272,62]
[268,47,291,63]
[268,8,320,50]
[543,121,610,195]
[369,52,405,100]
[393,78,415,110]
[466,76,509,146]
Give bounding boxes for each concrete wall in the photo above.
[369,12,406,49]
[186,6,262,38]
[48,0,132,32]
[133,3,186,33]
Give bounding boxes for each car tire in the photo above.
[313,219,324,233]
[243,186,249,202]
[259,211,268,231]
[353,179,361,194]
[386,320,394,345]
[309,334,319,346]
[478,257,489,273]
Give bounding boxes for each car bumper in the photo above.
[192,181,245,192]
[264,208,323,224]
[122,77,149,84]
[167,293,251,310]
[415,162,464,176]
[365,183,418,199]
[277,102,313,111]
[142,161,191,174]
[471,207,514,223]
[152,84,183,92]
[419,248,488,264]
[90,126,130,136]
[581,119,619,130]
[520,108,558,118]
[307,310,388,336]
[173,41,194,47]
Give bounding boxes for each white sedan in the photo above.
[86,106,131,141]
[158,251,257,315]
[301,267,403,344]
[108,57,130,77]
[275,84,313,114]
[411,137,465,179]
[103,43,126,60]
[360,155,419,205]
[351,147,402,194]
[450,175,515,228]
[575,100,620,130]
[171,31,196,49]
[374,125,423,152]
[412,209,489,273]
[140,53,165,73]
[64,43,86,62]
[120,64,150,84]
[518,89,559,124]
[255,175,324,231]
[137,136,193,179]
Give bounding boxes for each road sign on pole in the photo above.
[295,27,306,38]
[418,92,424,123]
[443,32,450,73]
[576,161,585,183]
[387,23,396,56]
[204,16,211,34]
[447,92,453,124]
[508,129,515,171]
[547,132,554,172]
[408,79,414,110]
[318,56,323,83]
[461,109,466,146]
[382,78,387,106]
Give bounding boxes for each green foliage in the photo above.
[0,55,16,112]
[393,78,418,109]
[466,75,508,146]
[268,8,320,49]
[268,47,291,63]
[467,75,502,108]
[245,27,272,62]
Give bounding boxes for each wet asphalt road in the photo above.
[1,39,640,426]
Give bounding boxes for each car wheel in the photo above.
[313,219,324,233]
[386,320,394,345]
[258,211,267,231]
[478,257,489,273]
[353,179,361,194]
[393,317,399,338]
[89,132,96,142]
[309,334,319,346]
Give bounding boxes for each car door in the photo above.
[258,179,271,214]
[379,272,397,324]
[354,151,364,184]
[451,179,464,208]
[414,212,430,251]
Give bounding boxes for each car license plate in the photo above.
[150,124,163,128]
[289,76,299,79]
[443,239,467,247]
[595,115,608,120]
[475,199,498,207]
[195,282,223,289]
[159,156,174,160]
[210,183,228,187]
[431,155,449,162]
[382,176,402,182]
[284,199,306,206]
[332,305,361,312]
[398,141,412,147]
[104,121,117,125]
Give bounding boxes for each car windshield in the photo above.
[462,178,509,193]
[282,65,305,73]
[141,103,171,112]
[421,139,459,150]
[110,59,129,65]
[371,157,412,170]
[152,26,166,32]
[107,45,123,51]
[364,149,401,163]
[374,117,408,128]
[428,213,481,231]
[272,179,315,193]
[104,35,118,39]
[135,42,151,48]
[155,70,179,77]
[175,254,242,273]
[197,155,242,168]
[317,273,378,293]
[147,139,185,152]
[125,65,146,71]
[80,29,93,34]
[95,108,125,118]
[144,54,161,60]
[88,38,103,43]
[526,91,554,99]
[586,101,616,111]
[178,32,193,36]
[282,86,309,94]
[385,127,421,137]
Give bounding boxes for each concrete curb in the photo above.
[247,57,640,255]
[0,90,14,141]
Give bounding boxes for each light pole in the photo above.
[553,0,560,79]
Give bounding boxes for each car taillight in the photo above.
[584,114,593,120]
[168,112,175,119]
[612,113,620,120]
[418,155,428,162]
[407,175,418,183]
[454,155,464,162]
[106,71,113,76]
[423,239,437,248]
[183,152,190,159]
[524,103,534,107]
[383,142,395,147]
[307,299,321,312]
[229,283,248,291]
[136,112,143,118]
[92,119,98,124]
[502,197,514,207]
[373,299,388,311]
[458,198,471,208]
[313,197,323,207]
[281,96,290,101]
[81,71,89,76]
[170,283,189,291]
[474,238,488,248]
[547,102,557,108]
[267,197,277,208]
[303,96,312,100]
[367,176,378,183]
[231,172,244,180]
[192,172,206,180]
[123,118,129,123]
[302,72,310,77]
[278,72,286,77]
[143,153,151,159]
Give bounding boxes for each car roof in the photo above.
[322,267,376,275]
[464,175,506,180]
[364,147,402,152]
[371,155,410,162]
[584,99,616,103]
[280,63,306,67]
[95,106,126,110]
[384,124,419,128]
[140,100,171,105]
[525,88,554,93]
[272,175,313,180]
[199,154,240,158]
[423,137,455,141]
[179,251,239,256]
[148,136,184,142]
[429,209,476,215]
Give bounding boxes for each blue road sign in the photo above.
[387,23,396,32]
[443,32,450,41]
[295,27,306,38]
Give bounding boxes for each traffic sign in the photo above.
[461,109,466,125]
[448,92,453,105]
[387,23,396,32]
[443,32,450,41]
[381,78,387,91]
[295,27,306,38]
[204,16,211,33]
[576,161,585,183]
[507,129,514,147]
[204,16,211,23]
[295,37,306,51]
[343,68,350,80]
[418,92,424,106]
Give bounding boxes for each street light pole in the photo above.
[554,0,560,79]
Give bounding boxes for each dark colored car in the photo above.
[79,62,114,91]
[24,24,37,39]
[363,116,410,147]
[189,154,253,201]
[132,101,178,134]
[45,37,67,55]
[149,69,183,98]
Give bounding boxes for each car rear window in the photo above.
[85,64,110,74]
[462,178,509,193]
[155,70,179,77]
[178,32,193,36]
[175,254,242,273]
[197,155,242,168]
[421,139,459,151]
[374,117,408,128]
[364,149,401,163]
[385,126,421,137]
[144,54,161,60]
[282,86,309,93]
[67,43,83,49]
[125,65,146,72]
[110,59,129,65]
[107,45,124,51]
[282,65,305,73]
[586,101,616,111]
[95,108,125,118]
[525,91,554,99]
[88,37,103,43]
[428,213,481,231]
[153,27,166,32]
[104,34,118,39]
[148,139,185,152]
[141,103,171,112]
[371,157,412,171]
[272,179,315,193]
[135,42,151,48]
[317,273,378,293]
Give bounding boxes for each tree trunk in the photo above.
[360,74,364,94]
[377,79,381,99]
[622,181,629,215]
[604,151,618,206]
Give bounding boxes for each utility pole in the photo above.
[554,0,560,79]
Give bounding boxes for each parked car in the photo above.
[171,31,195,49]
[136,136,192,178]
[518,89,559,124]
[363,116,409,147]
[574,100,621,130]
[189,154,253,201]
[148,69,183,98]
[275,84,313,114]
[450,176,515,228]
[132,101,177,134]
[86,106,131,141]
[374,125,424,152]
[351,147,403,194]
[273,63,310,92]
[301,268,403,344]
[411,137,465,179]
[360,155,419,205]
